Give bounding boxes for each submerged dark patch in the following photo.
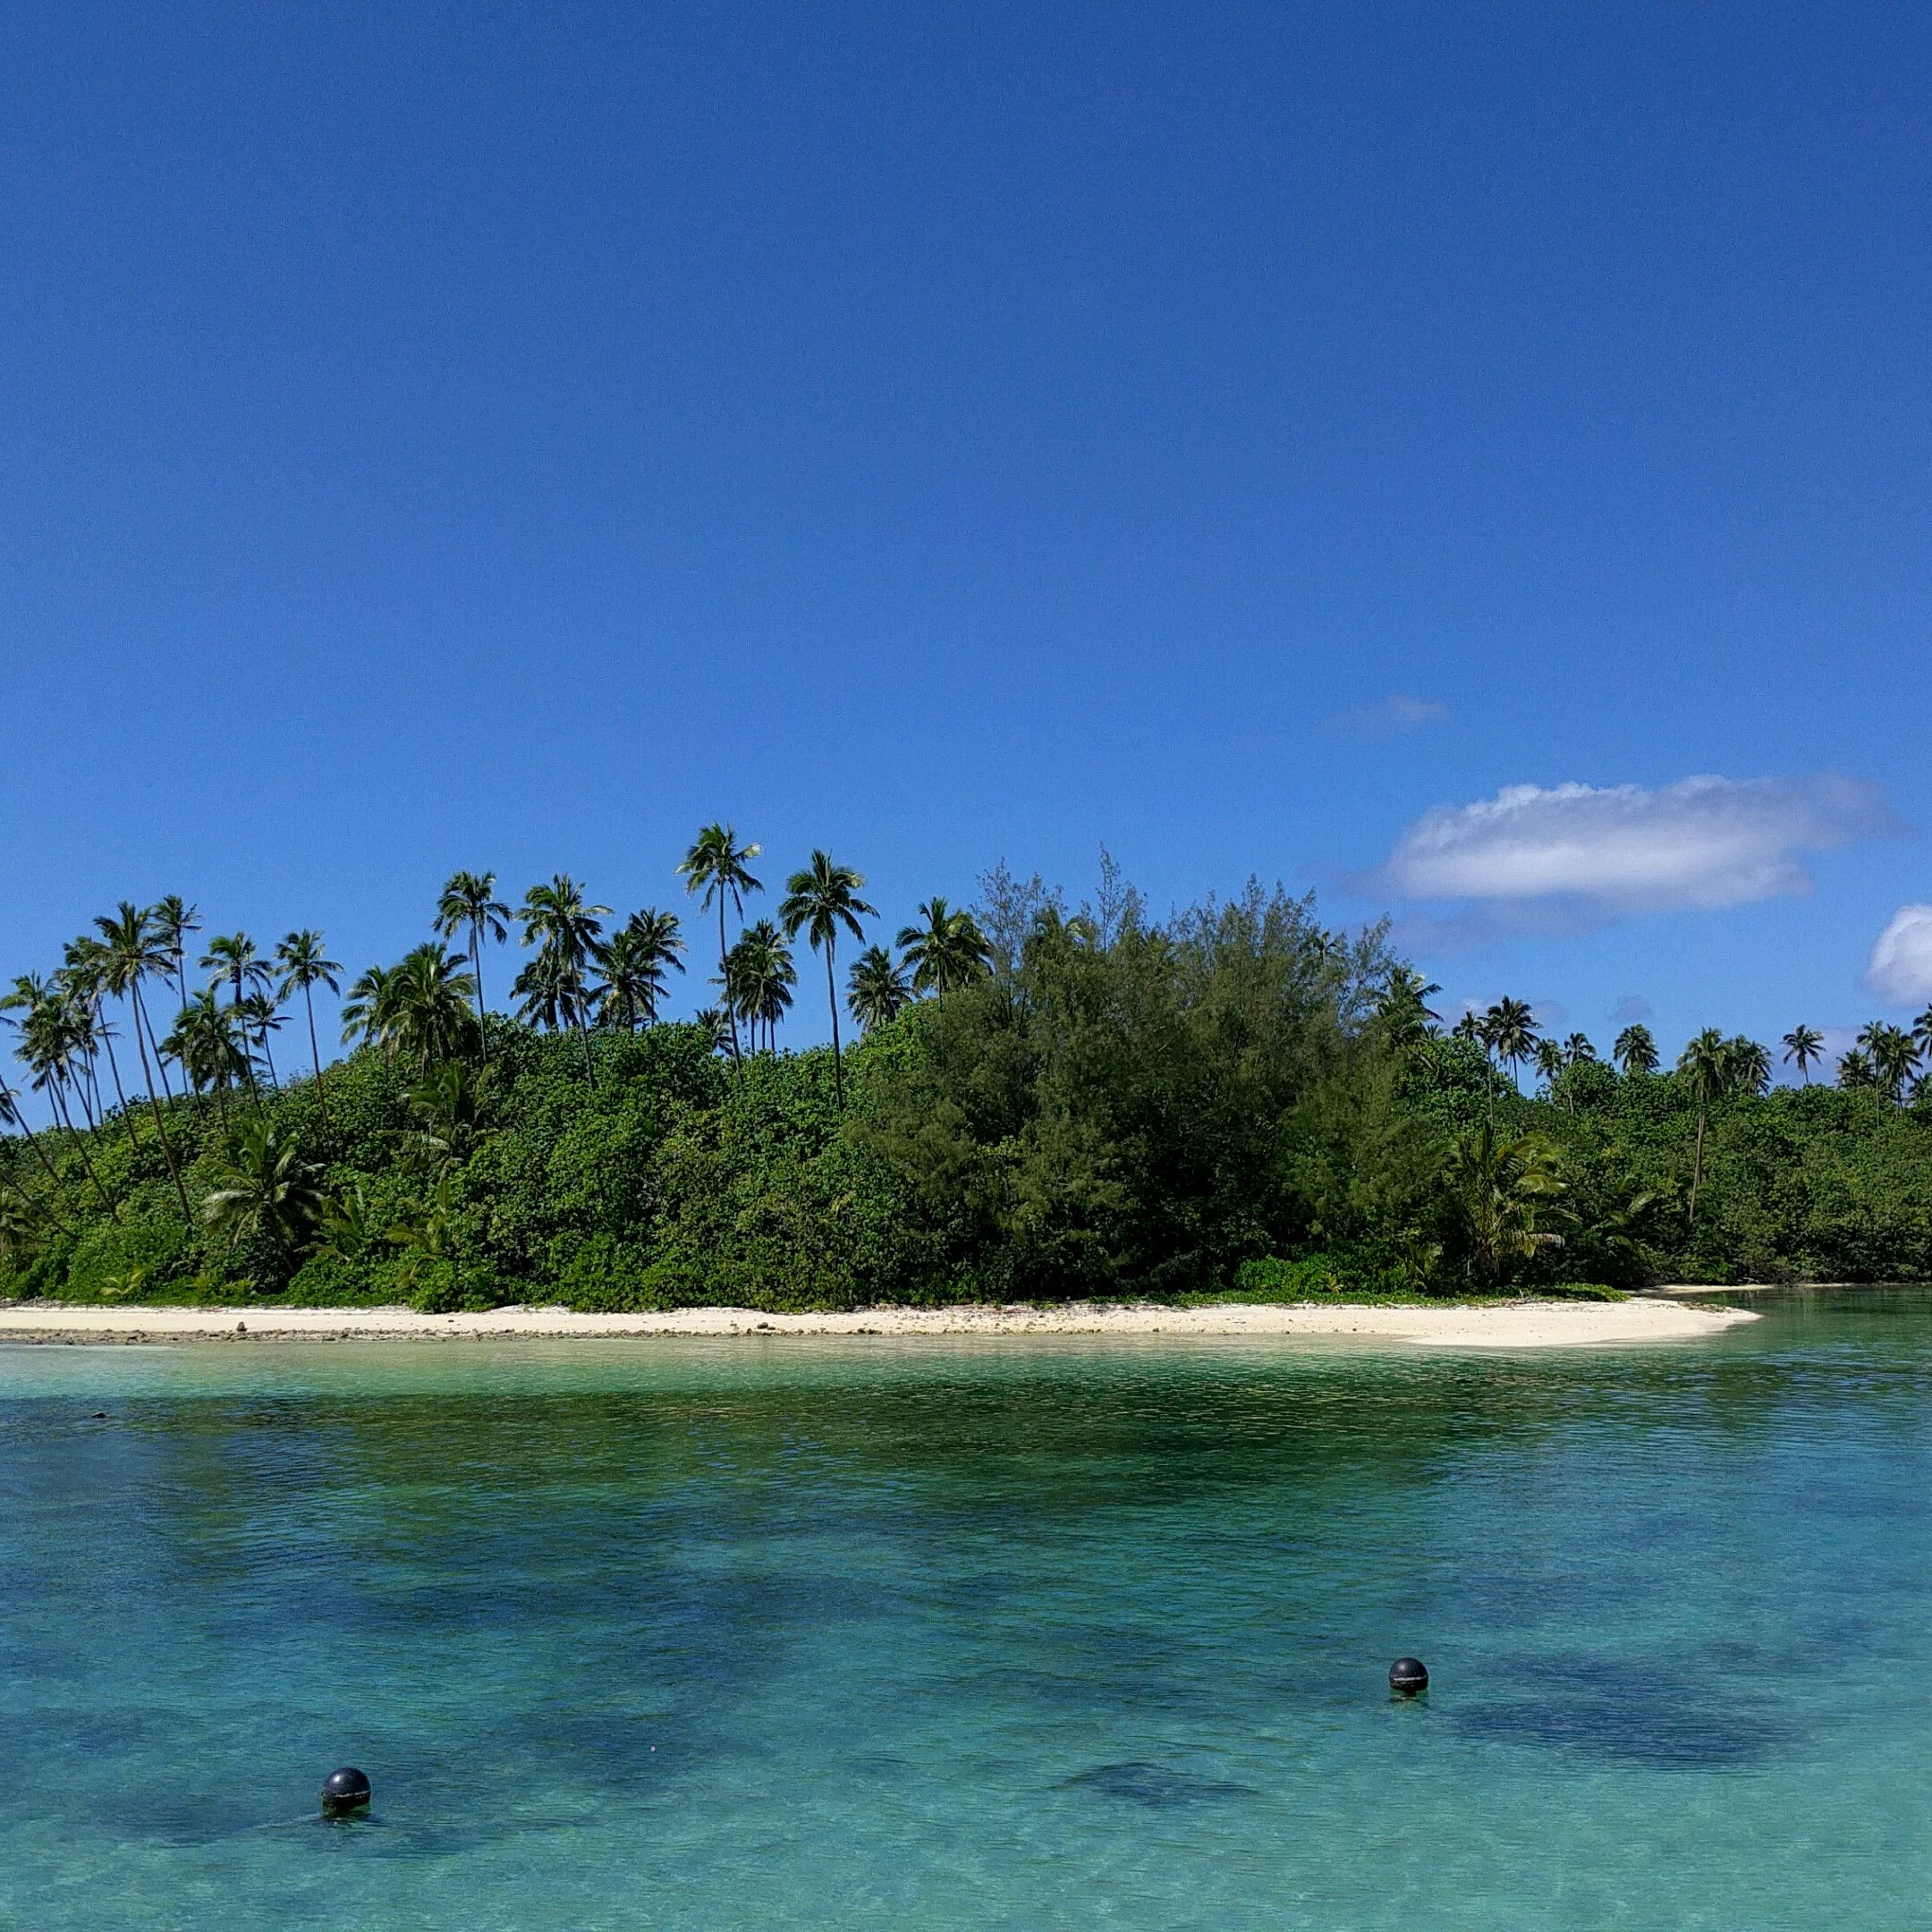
[1452,1656,1794,1769]
[1059,1760,1255,1807]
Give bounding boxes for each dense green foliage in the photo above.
[4,858,1932,1309]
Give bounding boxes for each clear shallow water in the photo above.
[3,1292,1930,1929]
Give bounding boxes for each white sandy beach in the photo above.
[0,1297,1754,1348]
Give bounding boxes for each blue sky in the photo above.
[4,2,1929,1093]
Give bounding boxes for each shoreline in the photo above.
[1648,1280,1860,1295]
[0,1297,1756,1349]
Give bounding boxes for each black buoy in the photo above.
[1389,1657,1429,1697]
[320,1767,372,1816]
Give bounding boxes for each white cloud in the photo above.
[1334,693,1450,736]
[1379,775,1892,912]
[1868,905,1932,1005]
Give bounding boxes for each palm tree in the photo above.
[1677,1028,1733,1227]
[1444,1120,1567,1284]
[339,964,395,1058]
[518,876,609,1086]
[724,919,796,1052]
[151,896,199,1014]
[201,934,272,1101]
[896,897,995,997]
[403,1060,488,1175]
[0,1122,69,1240]
[1727,1036,1772,1097]
[61,936,131,1136]
[45,970,102,1131]
[0,1075,75,1228]
[1373,970,1441,1051]
[779,851,876,1109]
[162,990,250,1124]
[434,871,510,1060]
[1614,1023,1659,1076]
[28,994,89,1140]
[1375,964,1442,1032]
[1914,1005,1932,1066]
[1900,1032,1928,1107]
[629,909,686,1022]
[1481,997,1539,1084]
[1782,1024,1824,1085]
[200,1119,325,1260]
[1867,1023,1919,1106]
[2,975,48,1054]
[1837,1046,1876,1090]
[242,991,286,1089]
[95,902,194,1225]
[594,910,685,1031]
[1477,996,1538,1123]
[384,945,480,1076]
[511,943,584,1038]
[275,931,342,1120]
[0,1188,49,1269]
[595,927,650,1033]
[847,945,911,1032]
[386,1167,463,1293]
[1538,1035,1595,1114]
[750,919,797,1050]
[676,825,762,1068]
[1856,1021,1890,1089]
[4,975,117,1218]
[691,1006,734,1055]
[316,1180,385,1261]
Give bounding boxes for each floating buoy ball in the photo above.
[321,1767,372,1815]
[1389,1657,1429,1697]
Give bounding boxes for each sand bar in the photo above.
[0,1297,1754,1349]
[1650,1281,1834,1295]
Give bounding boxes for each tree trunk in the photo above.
[304,985,329,1123]
[8,1113,73,1229]
[15,1113,71,1202]
[99,1014,141,1151]
[720,902,742,1068]
[151,998,178,1101]
[233,979,262,1107]
[51,1085,116,1219]
[0,1165,71,1234]
[1688,1103,1707,1227]
[826,944,844,1109]
[471,935,487,1065]
[131,985,194,1229]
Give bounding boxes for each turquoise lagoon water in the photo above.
[3,1290,1930,1928]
